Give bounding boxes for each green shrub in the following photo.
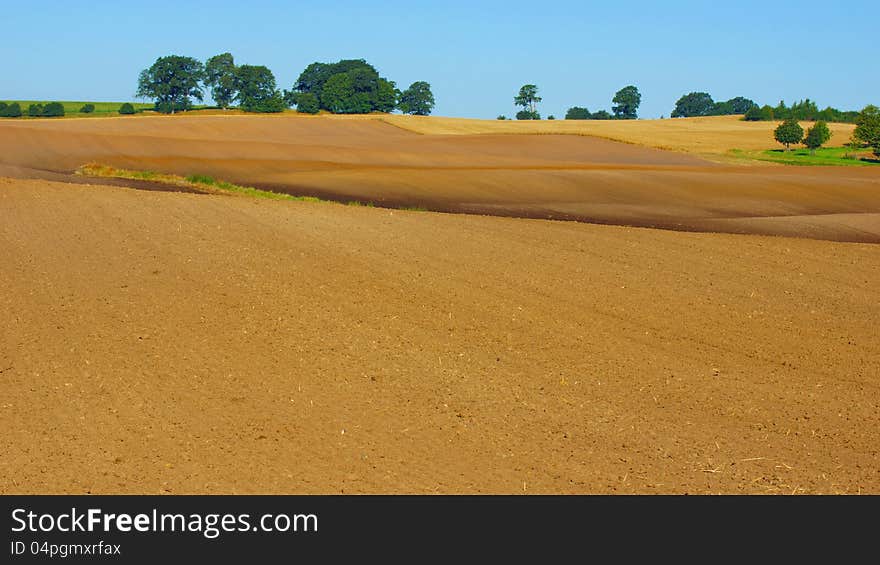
[119,103,136,115]
[42,102,65,117]
[0,102,7,113]
[743,106,762,121]
[28,103,44,117]
[565,106,591,120]
[80,104,95,113]
[496,115,507,120]
[0,102,22,118]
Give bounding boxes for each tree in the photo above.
[722,96,758,115]
[136,55,204,114]
[671,92,714,117]
[295,92,320,114]
[28,103,44,117]
[803,121,831,154]
[515,110,540,120]
[80,103,95,113]
[591,109,612,120]
[854,105,880,156]
[0,102,22,117]
[204,53,237,109]
[119,103,136,115]
[0,102,6,113]
[565,106,591,120]
[547,115,556,120]
[774,118,804,151]
[497,115,507,120]
[42,102,64,117]
[292,59,396,114]
[234,65,284,112]
[612,85,641,119]
[514,84,541,114]
[398,81,435,115]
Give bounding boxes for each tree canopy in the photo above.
[565,106,592,120]
[774,118,804,150]
[612,85,641,119]
[136,55,204,113]
[204,52,237,109]
[289,59,399,114]
[854,105,880,156]
[514,84,541,114]
[803,121,831,154]
[671,92,715,117]
[398,81,435,115]
[234,65,284,113]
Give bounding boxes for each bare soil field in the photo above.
[2,178,878,494]
[1,114,878,242]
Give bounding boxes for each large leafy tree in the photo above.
[136,55,204,114]
[234,65,284,113]
[204,52,237,109]
[612,85,641,119]
[774,118,804,151]
[291,59,396,114]
[671,92,714,117]
[803,121,831,154]
[514,84,541,114]
[398,81,435,115]
[854,105,880,156]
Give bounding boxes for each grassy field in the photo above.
[729,146,880,166]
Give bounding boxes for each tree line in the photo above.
[135,54,435,116]
[499,84,643,121]
[771,105,880,156]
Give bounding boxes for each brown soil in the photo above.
[2,115,878,242]
[1,177,878,494]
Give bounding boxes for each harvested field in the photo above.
[1,178,878,494]
[0,114,878,242]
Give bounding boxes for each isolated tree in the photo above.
[119,103,136,115]
[42,102,64,117]
[398,81,435,115]
[80,103,95,113]
[565,106,591,120]
[612,85,641,119]
[204,52,237,109]
[294,92,320,114]
[514,84,541,114]
[803,121,831,154]
[547,115,556,120]
[136,55,204,114]
[234,65,285,113]
[854,105,880,156]
[671,92,714,117]
[28,103,44,117]
[0,102,22,117]
[774,118,804,151]
[496,115,507,120]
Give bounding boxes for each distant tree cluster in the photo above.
[136,55,434,116]
[744,99,860,124]
[562,86,640,121]
[0,101,64,118]
[773,118,832,154]
[670,92,758,118]
[283,59,433,116]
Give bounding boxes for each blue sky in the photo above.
[2,0,877,119]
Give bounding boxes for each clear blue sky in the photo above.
[2,0,877,119]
